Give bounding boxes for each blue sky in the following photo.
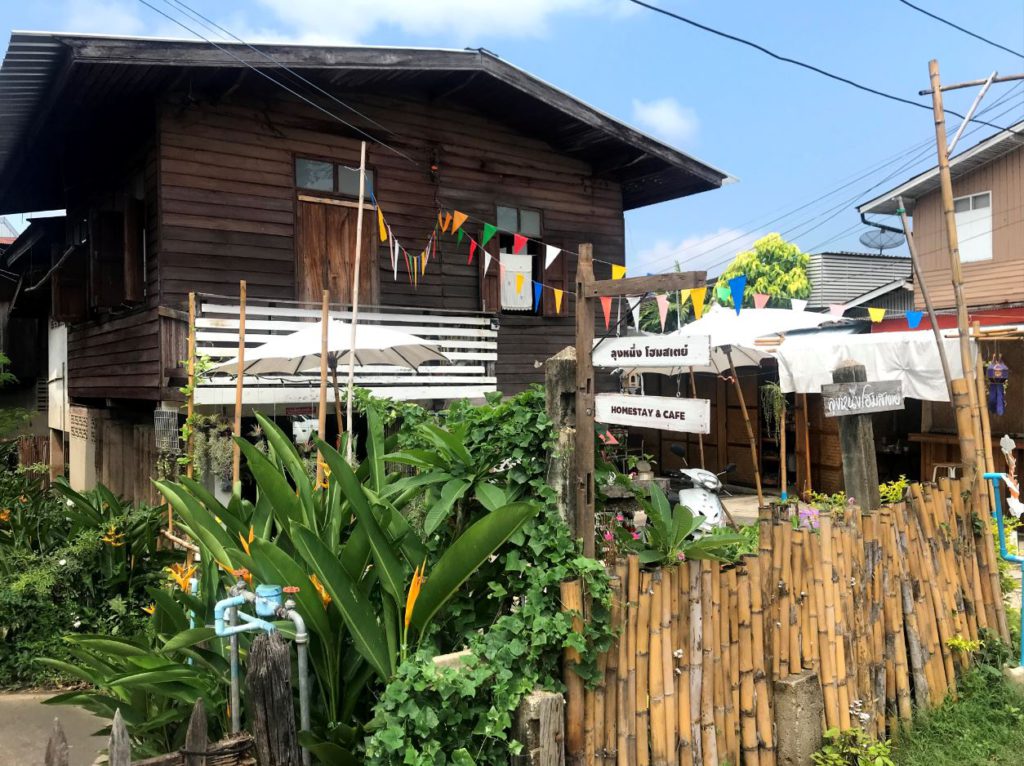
[1,0,1023,276]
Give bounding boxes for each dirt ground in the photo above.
[0,693,106,766]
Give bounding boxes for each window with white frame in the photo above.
[954,191,992,263]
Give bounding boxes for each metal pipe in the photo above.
[280,600,311,766]
[229,608,241,734]
[984,472,1024,665]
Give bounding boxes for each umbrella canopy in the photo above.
[623,304,847,375]
[213,319,448,376]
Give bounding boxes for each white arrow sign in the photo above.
[595,393,710,434]
[592,335,711,368]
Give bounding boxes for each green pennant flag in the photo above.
[481,223,498,247]
[457,228,465,246]
[716,283,731,303]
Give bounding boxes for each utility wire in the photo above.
[897,0,1024,59]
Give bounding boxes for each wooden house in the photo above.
[0,32,731,495]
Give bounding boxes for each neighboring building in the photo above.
[805,251,913,317]
[0,32,731,496]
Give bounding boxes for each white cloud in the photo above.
[254,0,612,44]
[63,0,148,35]
[630,228,761,277]
[631,97,699,146]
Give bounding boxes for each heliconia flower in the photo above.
[239,526,255,555]
[167,561,198,592]
[101,524,125,547]
[142,603,156,615]
[404,562,427,630]
[309,573,331,608]
[603,531,614,542]
[0,508,10,522]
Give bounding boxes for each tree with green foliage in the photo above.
[718,233,811,309]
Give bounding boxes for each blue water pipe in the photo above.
[983,472,1024,666]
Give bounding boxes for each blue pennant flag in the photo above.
[906,310,924,329]
[728,275,747,315]
[533,281,543,312]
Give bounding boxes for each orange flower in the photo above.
[0,508,10,523]
[167,561,198,591]
[101,524,125,547]
[404,562,427,631]
[309,574,331,608]
[216,561,253,588]
[239,526,255,555]
[142,603,156,615]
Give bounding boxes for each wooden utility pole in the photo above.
[928,59,986,485]
[345,140,369,464]
[831,362,881,513]
[185,292,197,482]
[315,289,329,488]
[231,280,246,490]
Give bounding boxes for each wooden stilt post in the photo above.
[575,245,597,558]
[345,140,368,464]
[830,362,881,512]
[724,346,764,507]
[563,579,586,766]
[316,289,329,488]
[185,292,197,482]
[231,280,246,491]
[779,398,788,500]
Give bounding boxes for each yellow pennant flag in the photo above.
[611,264,627,280]
[554,288,564,314]
[451,210,469,233]
[377,207,387,243]
[515,273,524,294]
[689,287,707,320]
[413,256,418,286]
[868,307,886,323]
[421,251,428,275]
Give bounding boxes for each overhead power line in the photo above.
[897,0,1024,59]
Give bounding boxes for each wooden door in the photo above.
[296,200,377,305]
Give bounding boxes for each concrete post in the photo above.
[512,690,566,766]
[545,347,578,536]
[774,670,824,766]
[832,362,881,511]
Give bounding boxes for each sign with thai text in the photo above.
[592,335,711,368]
[595,393,710,434]
[820,380,904,417]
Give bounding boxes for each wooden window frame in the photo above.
[954,190,992,264]
[294,154,376,204]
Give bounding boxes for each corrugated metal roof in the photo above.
[0,33,65,176]
[807,251,911,307]
[858,120,1024,215]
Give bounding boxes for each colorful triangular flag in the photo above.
[600,296,613,329]
[544,245,561,271]
[515,273,524,294]
[481,223,498,247]
[554,288,564,314]
[753,292,770,310]
[442,212,452,233]
[868,307,886,323]
[690,287,707,320]
[716,284,731,302]
[377,207,387,243]
[483,250,492,275]
[468,239,477,265]
[457,229,464,246]
[451,210,469,233]
[513,233,528,254]
[829,304,845,317]
[790,298,807,312]
[421,250,428,276]
[389,227,398,281]
[499,262,506,278]
[533,281,543,312]
[627,296,642,329]
[906,310,924,329]
[728,275,747,315]
[656,294,670,331]
[611,264,627,280]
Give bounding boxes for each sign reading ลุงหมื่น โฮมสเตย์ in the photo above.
[820,380,904,418]
[591,335,711,368]
[595,394,711,434]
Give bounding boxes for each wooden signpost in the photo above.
[575,243,706,557]
[820,380,904,418]
[595,393,710,434]
[591,334,711,369]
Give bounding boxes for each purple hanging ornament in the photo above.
[987,356,1010,416]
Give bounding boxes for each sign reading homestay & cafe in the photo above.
[820,380,904,417]
[595,393,710,434]
[591,335,711,368]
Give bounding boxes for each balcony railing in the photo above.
[193,296,498,405]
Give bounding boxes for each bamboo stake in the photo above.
[892,510,931,709]
[820,517,851,729]
[689,563,704,766]
[605,572,623,766]
[727,568,740,766]
[778,521,793,680]
[663,568,678,766]
[881,511,912,724]
[725,346,764,507]
[627,555,640,766]
[802,394,812,499]
[749,556,775,766]
[699,563,717,766]
[650,571,667,766]
[618,562,630,766]
[185,292,197,483]
[675,565,693,766]
[563,579,586,766]
[315,290,329,488]
[770,522,784,681]
[811,526,840,727]
[231,280,246,490]
[591,611,605,766]
[344,140,368,464]
[737,567,760,766]
[638,571,653,766]
[711,566,726,758]
[790,530,806,672]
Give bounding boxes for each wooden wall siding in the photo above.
[912,145,1024,310]
[157,87,625,393]
[68,308,162,401]
[97,417,161,505]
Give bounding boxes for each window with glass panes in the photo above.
[295,157,374,199]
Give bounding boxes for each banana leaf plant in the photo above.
[154,407,539,755]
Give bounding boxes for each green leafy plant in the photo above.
[760,382,786,442]
[945,634,983,654]
[878,475,908,505]
[718,233,812,309]
[811,727,894,766]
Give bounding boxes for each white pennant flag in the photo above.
[544,245,561,271]
[627,295,643,329]
[390,228,399,280]
[484,251,492,275]
[790,298,807,312]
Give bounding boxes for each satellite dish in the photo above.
[858,229,906,254]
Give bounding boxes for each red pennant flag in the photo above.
[468,239,477,265]
[600,296,613,329]
[512,233,528,254]
[656,294,670,331]
[753,292,770,309]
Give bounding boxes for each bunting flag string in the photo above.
[868,307,886,323]
[554,288,564,314]
[483,250,492,275]
[377,208,387,243]
[906,310,924,329]
[600,296,613,329]
[715,284,731,302]
[544,245,561,271]
[790,298,808,312]
[627,296,642,330]
[690,287,707,321]
[656,294,670,331]
[468,238,477,265]
[611,264,627,280]
[728,275,746,315]
[481,223,498,248]
[451,210,469,233]
[512,233,528,254]
[829,304,845,317]
[753,292,770,309]
[533,282,543,312]
[515,273,524,294]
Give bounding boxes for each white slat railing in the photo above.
[194,297,499,404]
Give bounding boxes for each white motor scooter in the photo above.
[669,444,735,532]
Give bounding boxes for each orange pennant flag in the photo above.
[515,273,524,294]
[451,210,469,233]
[377,207,387,243]
[600,296,613,329]
[421,251,428,275]
[554,288,564,314]
[689,287,707,320]
[442,212,452,233]
[437,212,444,230]
[611,264,627,280]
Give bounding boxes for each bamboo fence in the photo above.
[563,480,1007,766]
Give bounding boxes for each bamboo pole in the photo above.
[315,290,329,488]
[689,563,703,766]
[790,529,806,672]
[699,563,717,766]
[637,571,653,766]
[663,569,677,766]
[727,568,740,766]
[881,511,912,724]
[749,556,775,766]
[231,281,246,490]
[675,565,692,766]
[618,563,630,766]
[605,571,623,766]
[563,579,586,766]
[711,566,726,757]
[690,370,705,469]
[737,567,760,766]
[811,526,840,727]
[344,140,368,464]
[801,394,812,499]
[778,522,793,679]
[725,346,764,507]
[821,517,851,729]
[627,555,640,766]
[649,572,667,766]
[591,620,605,766]
[779,399,788,500]
[185,292,197,483]
[974,323,996,482]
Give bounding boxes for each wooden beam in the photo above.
[575,244,597,558]
[725,346,764,508]
[587,271,706,298]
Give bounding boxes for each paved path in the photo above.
[0,693,106,766]
[723,493,779,526]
